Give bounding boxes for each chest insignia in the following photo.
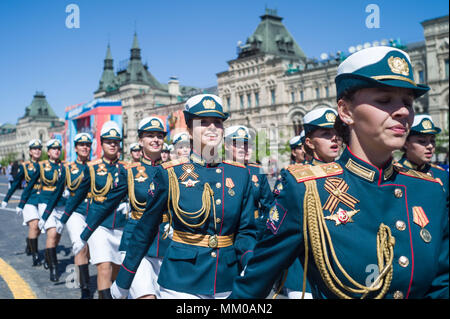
[96,163,107,176]
[226,177,235,196]
[134,166,148,182]
[323,177,359,214]
[325,208,360,226]
[179,164,199,182]
[181,179,199,187]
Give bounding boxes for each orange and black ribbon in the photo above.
[179,164,199,181]
[323,177,359,214]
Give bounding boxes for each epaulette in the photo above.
[247,162,262,168]
[87,158,102,167]
[430,163,446,171]
[125,162,141,170]
[223,160,246,168]
[161,157,189,169]
[118,160,128,167]
[63,162,72,168]
[287,162,343,183]
[23,161,31,165]
[394,165,439,183]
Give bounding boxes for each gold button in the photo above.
[216,199,221,205]
[216,182,221,189]
[216,218,221,223]
[398,256,409,267]
[394,188,403,198]
[395,220,406,231]
[216,169,222,174]
[393,291,404,299]
[211,251,217,258]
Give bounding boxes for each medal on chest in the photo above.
[412,206,431,243]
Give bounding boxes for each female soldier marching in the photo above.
[74,117,172,299]
[111,94,258,299]
[2,139,43,267]
[64,121,128,298]
[230,46,448,299]
[19,139,66,282]
[42,133,93,298]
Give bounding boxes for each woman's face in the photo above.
[102,139,120,159]
[305,128,340,163]
[175,143,190,158]
[29,148,42,161]
[339,87,415,155]
[225,140,249,163]
[291,146,305,163]
[75,142,91,161]
[161,151,170,162]
[404,134,436,165]
[130,149,142,161]
[139,131,164,156]
[48,148,61,161]
[190,117,224,154]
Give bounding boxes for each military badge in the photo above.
[252,174,259,187]
[388,56,410,76]
[266,203,286,235]
[325,208,360,226]
[412,206,431,243]
[179,164,199,181]
[70,164,79,175]
[134,166,148,182]
[325,112,336,123]
[181,179,200,187]
[226,177,235,196]
[422,120,432,130]
[202,99,216,109]
[148,181,156,197]
[323,177,359,214]
[96,163,107,176]
[44,162,52,171]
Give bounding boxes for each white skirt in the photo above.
[65,212,87,254]
[285,288,313,299]
[159,287,231,299]
[127,256,162,299]
[22,203,39,225]
[87,226,123,265]
[38,203,65,234]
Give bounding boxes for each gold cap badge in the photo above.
[202,99,216,109]
[325,112,336,123]
[422,120,432,130]
[388,56,409,76]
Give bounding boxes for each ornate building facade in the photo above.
[217,10,449,163]
[0,92,65,161]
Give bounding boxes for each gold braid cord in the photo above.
[23,163,32,182]
[165,167,215,238]
[65,165,84,191]
[303,179,395,299]
[40,163,58,186]
[89,166,112,199]
[128,167,146,213]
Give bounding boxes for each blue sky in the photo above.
[0,0,448,125]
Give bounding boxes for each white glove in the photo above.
[62,189,70,199]
[73,239,87,256]
[38,219,46,230]
[15,207,23,216]
[164,223,173,239]
[117,202,130,215]
[1,201,7,209]
[110,281,129,299]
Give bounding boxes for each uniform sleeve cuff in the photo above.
[80,227,93,241]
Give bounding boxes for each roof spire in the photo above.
[131,31,141,60]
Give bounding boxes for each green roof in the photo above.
[22,92,58,119]
[238,8,306,60]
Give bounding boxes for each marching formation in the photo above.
[1,46,448,299]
